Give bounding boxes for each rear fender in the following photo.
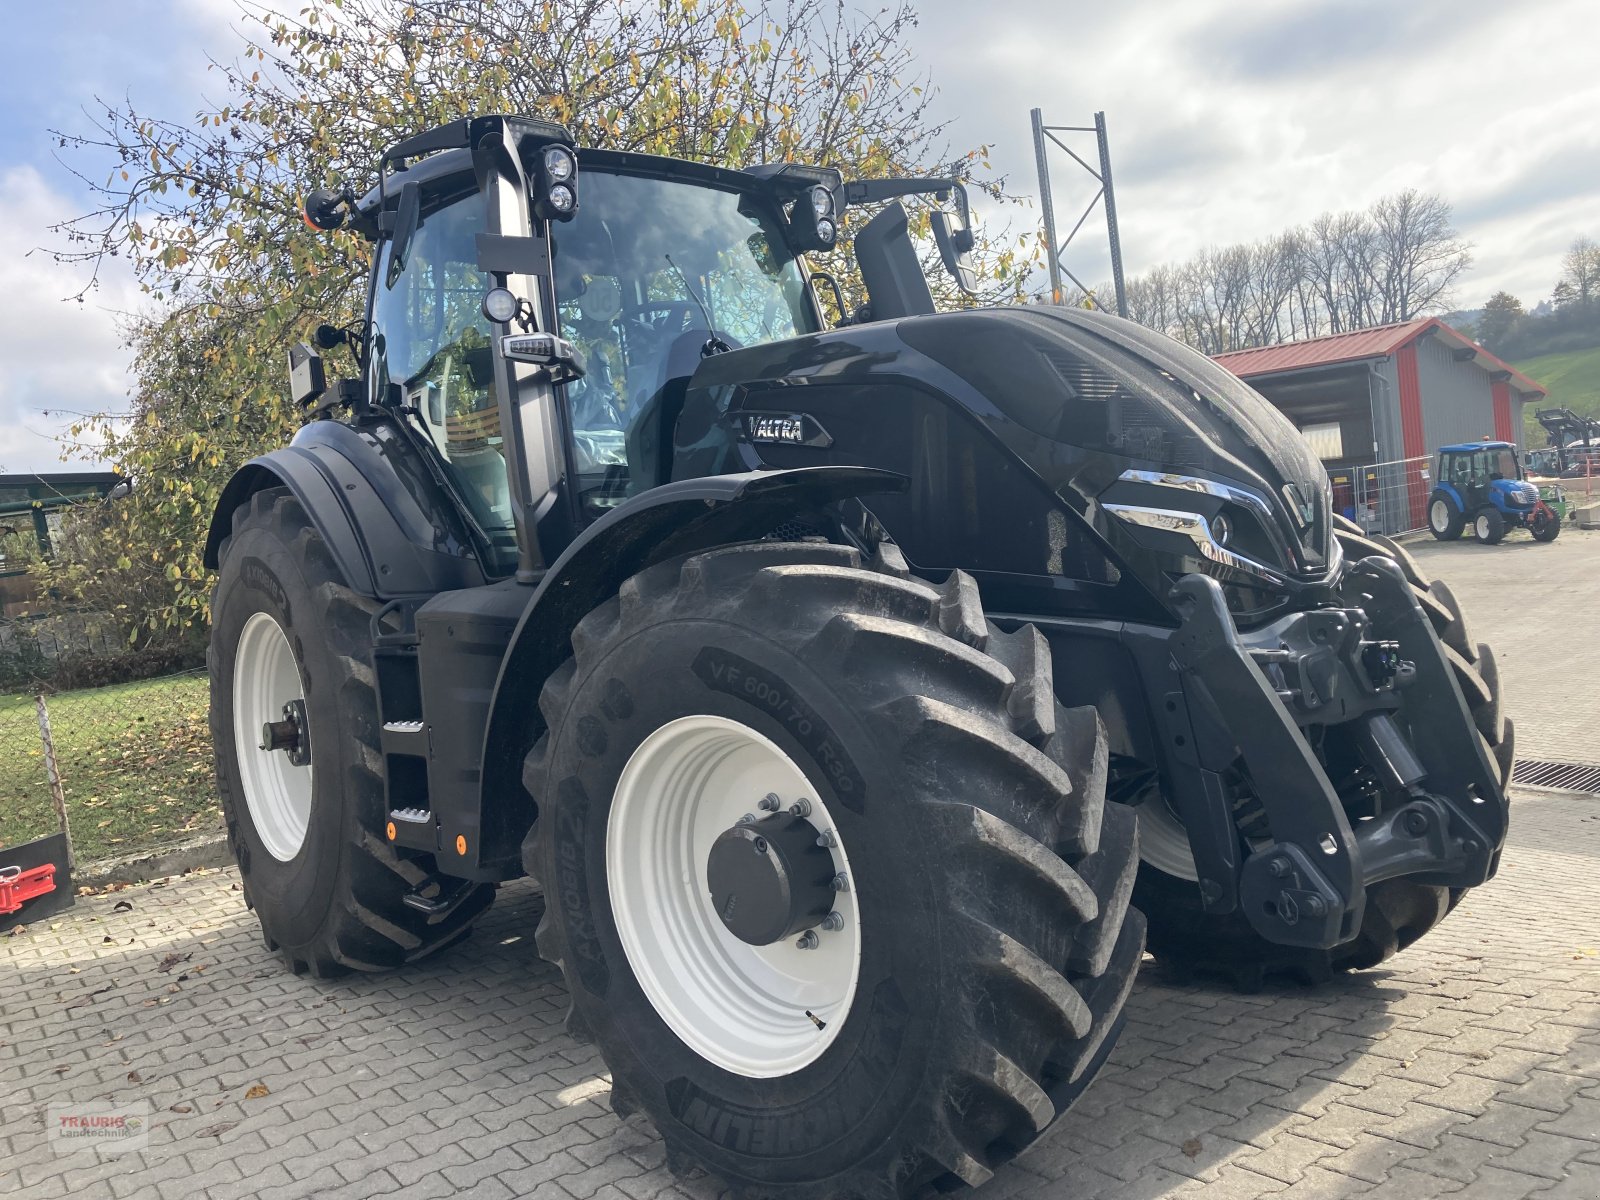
[468,466,906,874]
[203,419,487,598]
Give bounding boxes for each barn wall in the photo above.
[1415,333,1499,449]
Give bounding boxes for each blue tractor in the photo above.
[1427,441,1561,544]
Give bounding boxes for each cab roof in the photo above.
[1439,442,1515,453]
[355,142,837,222]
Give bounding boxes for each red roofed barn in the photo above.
[1213,318,1546,533]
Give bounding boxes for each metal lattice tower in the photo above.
[1030,108,1127,316]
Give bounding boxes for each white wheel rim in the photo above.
[232,611,313,862]
[1431,500,1448,531]
[1477,514,1490,538]
[1137,796,1199,881]
[607,714,861,1078]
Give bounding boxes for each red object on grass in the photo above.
[0,863,56,915]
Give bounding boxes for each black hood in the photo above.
[673,305,1336,626]
[895,307,1333,576]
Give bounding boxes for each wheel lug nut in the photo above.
[758,793,782,812]
[795,930,820,950]
[831,872,850,893]
[737,813,758,825]
[820,912,844,932]
[815,829,837,848]
[789,798,813,818]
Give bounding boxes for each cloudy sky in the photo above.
[2,0,1596,472]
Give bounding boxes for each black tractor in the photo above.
[206,115,1512,1198]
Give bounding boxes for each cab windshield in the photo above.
[551,169,819,511]
[1473,448,1519,481]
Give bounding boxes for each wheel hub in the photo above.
[259,698,311,767]
[707,813,838,946]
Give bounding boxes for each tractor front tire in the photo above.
[1473,507,1507,544]
[1531,507,1561,542]
[524,542,1143,1199]
[1133,521,1512,989]
[1428,492,1464,540]
[209,488,492,976]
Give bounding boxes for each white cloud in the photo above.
[4,0,1593,477]
[0,165,140,474]
[907,0,1600,310]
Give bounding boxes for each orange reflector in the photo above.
[455,835,467,856]
[385,821,396,842]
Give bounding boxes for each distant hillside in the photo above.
[1515,345,1600,444]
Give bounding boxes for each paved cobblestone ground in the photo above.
[1405,524,1600,765]
[4,543,1596,1200]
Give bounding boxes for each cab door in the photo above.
[368,183,521,571]
[1457,452,1492,510]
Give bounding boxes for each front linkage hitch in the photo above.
[1164,559,1507,950]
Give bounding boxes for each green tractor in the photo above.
[206,115,1511,1198]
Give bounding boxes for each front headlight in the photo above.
[1099,469,1336,589]
[1102,502,1287,585]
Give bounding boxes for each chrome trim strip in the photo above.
[1114,467,1348,581]
[1117,468,1272,516]
[1103,503,1288,585]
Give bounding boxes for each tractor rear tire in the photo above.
[209,488,492,976]
[1132,520,1511,989]
[524,541,1143,1199]
[1473,507,1507,544]
[1428,492,1464,540]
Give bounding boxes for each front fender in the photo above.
[471,465,906,871]
[203,420,486,599]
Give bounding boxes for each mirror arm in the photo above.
[841,176,971,228]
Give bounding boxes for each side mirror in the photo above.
[288,342,327,408]
[931,209,977,295]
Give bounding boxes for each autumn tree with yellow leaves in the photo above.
[49,0,1039,640]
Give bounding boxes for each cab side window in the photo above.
[370,188,514,542]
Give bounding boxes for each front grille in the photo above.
[1511,759,1600,794]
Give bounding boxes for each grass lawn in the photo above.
[1515,345,1600,442]
[0,672,222,864]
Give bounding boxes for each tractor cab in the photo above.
[1437,442,1531,509]
[290,115,974,581]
